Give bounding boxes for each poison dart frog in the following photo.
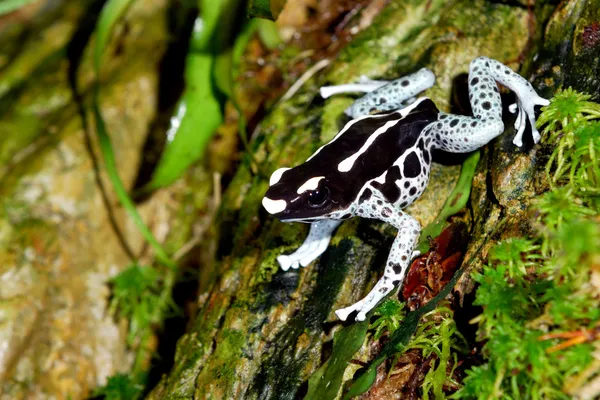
[261,57,549,321]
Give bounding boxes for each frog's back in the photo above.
[290,98,439,209]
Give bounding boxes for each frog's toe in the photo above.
[356,311,368,321]
[277,255,292,271]
[334,307,352,321]
[532,128,542,144]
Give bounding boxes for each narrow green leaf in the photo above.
[146,54,223,190]
[92,95,175,269]
[305,320,369,400]
[214,48,233,97]
[418,151,480,253]
[145,0,246,190]
[93,0,135,72]
[92,0,175,268]
[343,356,386,400]
[192,0,223,51]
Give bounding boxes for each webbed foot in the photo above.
[509,94,550,147]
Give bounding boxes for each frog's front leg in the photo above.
[277,219,342,271]
[335,197,420,321]
[320,68,436,118]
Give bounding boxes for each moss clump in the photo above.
[456,89,600,399]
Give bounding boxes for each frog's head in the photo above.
[262,166,340,222]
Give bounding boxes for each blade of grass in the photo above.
[91,95,175,268]
[94,0,135,73]
[92,0,175,268]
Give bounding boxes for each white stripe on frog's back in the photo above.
[337,119,401,172]
[307,97,432,164]
[306,113,376,162]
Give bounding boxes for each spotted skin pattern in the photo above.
[262,57,549,321]
[338,68,436,119]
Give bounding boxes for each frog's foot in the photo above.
[276,220,342,271]
[276,237,330,271]
[335,300,368,322]
[335,278,395,321]
[508,94,549,147]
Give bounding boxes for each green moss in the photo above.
[456,89,600,399]
[210,328,247,382]
[93,373,145,400]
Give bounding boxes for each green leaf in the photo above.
[144,0,247,190]
[0,0,38,16]
[257,19,282,49]
[93,0,135,72]
[418,151,480,253]
[145,53,223,190]
[304,320,369,400]
[92,95,175,268]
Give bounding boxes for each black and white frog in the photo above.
[262,57,549,322]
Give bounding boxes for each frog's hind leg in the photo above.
[276,219,341,271]
[320,68,436,118]
[425,56,549,151]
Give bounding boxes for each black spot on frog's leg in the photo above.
[341,213,352,219]
[371,166,402,203]
[382,207,392,217]
[423,149,430,164]
[403,152,421,178]
[391,263,402,274]
[409,187,417,196]
[359,188,372,204]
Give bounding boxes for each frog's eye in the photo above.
[308,187,330,207]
